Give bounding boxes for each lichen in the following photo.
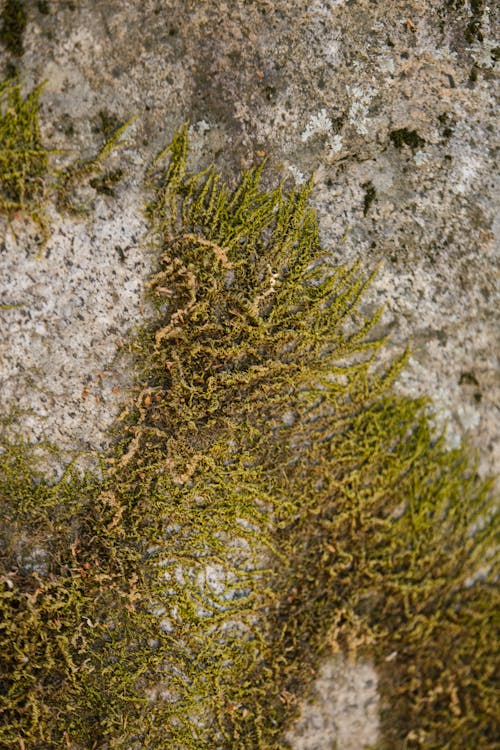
[0,125,498,749]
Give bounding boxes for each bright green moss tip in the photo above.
[0,123,498,749]
[0,77,47,214]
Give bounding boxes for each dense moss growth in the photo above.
[0,77,47,213]
[0,126,498,749]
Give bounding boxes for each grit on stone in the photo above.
[0,1,498,747]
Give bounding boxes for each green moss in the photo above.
[0,439,160,748]
[0,0,27,57]
[95,109,122,138]
[0,77,48,214]
[55,116,134,212]
[0,76,132,240]
[89,168,125,196]
[0,126,498,749]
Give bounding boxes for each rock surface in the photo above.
[1,1,498,747]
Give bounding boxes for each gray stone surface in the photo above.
[285,657,379,750]
[1,1,498,747]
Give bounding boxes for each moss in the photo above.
[0,77,132,241]
[0,0,27,57]
[89,168,125,196]
[0,77,48,214]
[0,125,498,749]
[54,116,134,213]
[466,0,486,42]
[95,109,122,138]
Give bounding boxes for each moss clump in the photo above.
[0,438,164,748]
[54,115,134,213]
[0,76,132,238]
[1,126,498,749]
[0,0,27,57]
[0,77,48,214]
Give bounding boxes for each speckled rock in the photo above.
[1,1,498,747]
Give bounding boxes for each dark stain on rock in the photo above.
[459,371,482,402]
[459,371,480,387]
[0,0,27,57]
[466,0,485,42]
[438,113,455,139]
[445,0,486,43]
[389,128,426,151]
[362,181,376,216]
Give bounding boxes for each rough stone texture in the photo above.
[0,193,150,454]
[285,658,379,750]
[0,1,498,747]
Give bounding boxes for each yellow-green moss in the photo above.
[0,125,498,749]
[0,77,47,214]
[0,77,132,240]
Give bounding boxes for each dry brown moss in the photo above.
[0,126,498,749]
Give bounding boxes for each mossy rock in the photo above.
[0,122,498,748]
[0,77,47,213]
[0,77,132,239]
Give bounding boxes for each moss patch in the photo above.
[0,77,47,214]
[0,126,498,749]
[0,77,132,241]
